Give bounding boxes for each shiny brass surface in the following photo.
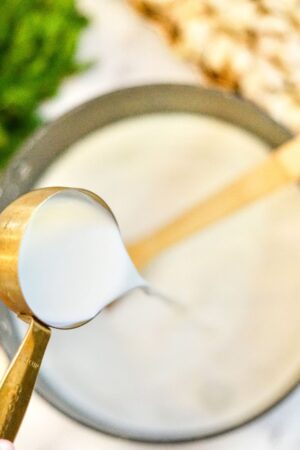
[0,187,62,316]
[0,187,63,441]
[0,317,50,441]
[128,134,300,269]
[0,186,113,441]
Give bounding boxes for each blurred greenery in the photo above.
[0,0,88,168]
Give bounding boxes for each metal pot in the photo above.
[0,84,298,444]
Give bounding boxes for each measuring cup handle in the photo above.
[0,317,50,441]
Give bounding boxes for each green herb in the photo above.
[0,0,88,168]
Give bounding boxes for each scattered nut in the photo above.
[129,0,300,132]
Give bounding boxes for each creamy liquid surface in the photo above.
[14,113,300,438]
[19,189,144,328]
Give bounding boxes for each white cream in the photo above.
[14,113,300,438]
[18,189,144,328]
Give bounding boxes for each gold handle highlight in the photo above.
[0,317,51,441]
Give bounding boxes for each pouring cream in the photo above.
[18,189,145,328]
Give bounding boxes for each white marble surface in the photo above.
[1,0,299,448]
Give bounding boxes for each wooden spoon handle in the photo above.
[128,135,300,269]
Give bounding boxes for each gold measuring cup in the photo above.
[0,187,119,442]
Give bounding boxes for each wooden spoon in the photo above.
[128,135,300,269]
